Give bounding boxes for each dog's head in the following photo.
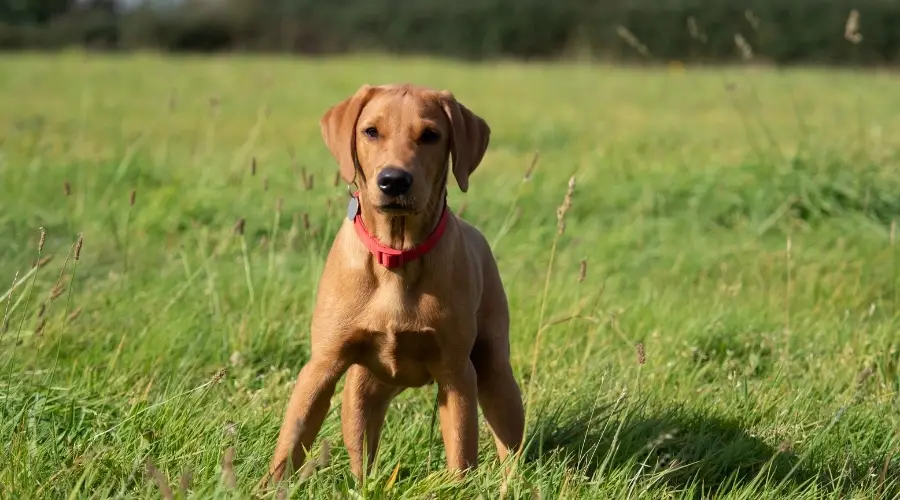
[320,84,490,216]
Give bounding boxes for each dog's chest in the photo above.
[358,328,438,387]
[351,284,448,387]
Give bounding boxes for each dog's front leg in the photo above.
[341,365,402,481]
[264,355,347,485]
[435,359,480,474]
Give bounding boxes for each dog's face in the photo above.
[320,84,490,215]
[354,86,452,215]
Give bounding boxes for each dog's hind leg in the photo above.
[471,317,525,463]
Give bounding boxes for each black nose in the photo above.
[376,168,413,196]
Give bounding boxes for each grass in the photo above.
[1,51,899,499]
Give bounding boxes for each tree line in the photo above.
[1,0,895,66]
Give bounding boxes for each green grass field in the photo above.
[1,52,899,499]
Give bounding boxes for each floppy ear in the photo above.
[440,92,491,193]
[320,84,378,184]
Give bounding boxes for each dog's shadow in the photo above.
[524,397,817,496]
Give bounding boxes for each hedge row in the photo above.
[1,0,896,65]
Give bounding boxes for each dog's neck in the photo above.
[359,190,447,252]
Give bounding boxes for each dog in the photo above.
[262,83,525,486]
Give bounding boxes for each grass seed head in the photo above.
[636,342,646,365]
[221,447,236,489]
[145,460,174,500]
[64,181,71,196]
[578,259,587,283]
[234,218,246,236]
[687,17,708,43]
[74,234,83,261]
[67,307,82,322]
[734,34,754,60]
[524,151,539,181]
[178,470,192,497]
[856,366,873,387]
[845,10,863,44]
[616,26,651,57]
[251,157,257,176]
[129,189,136,207]
[499,474,509,499]
[32,256,52,269]
[298,460,315,480]
[778,440,793,454]
[50,283,65,301]
[34,318,46,336]
[744,10,760,31]
[8,270,18,294]
[556,176,576,236]
[299,440,330,480]
[316,439,331,468]
[38,227,46,252]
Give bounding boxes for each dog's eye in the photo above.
[418,128,440,144]
[362,126,379,139]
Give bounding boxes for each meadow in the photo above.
[0,53,899,499]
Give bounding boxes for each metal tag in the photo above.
[346,195,359,221]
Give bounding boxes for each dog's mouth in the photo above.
[376,202,418,216]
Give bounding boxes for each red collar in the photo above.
[351,192,450,269]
